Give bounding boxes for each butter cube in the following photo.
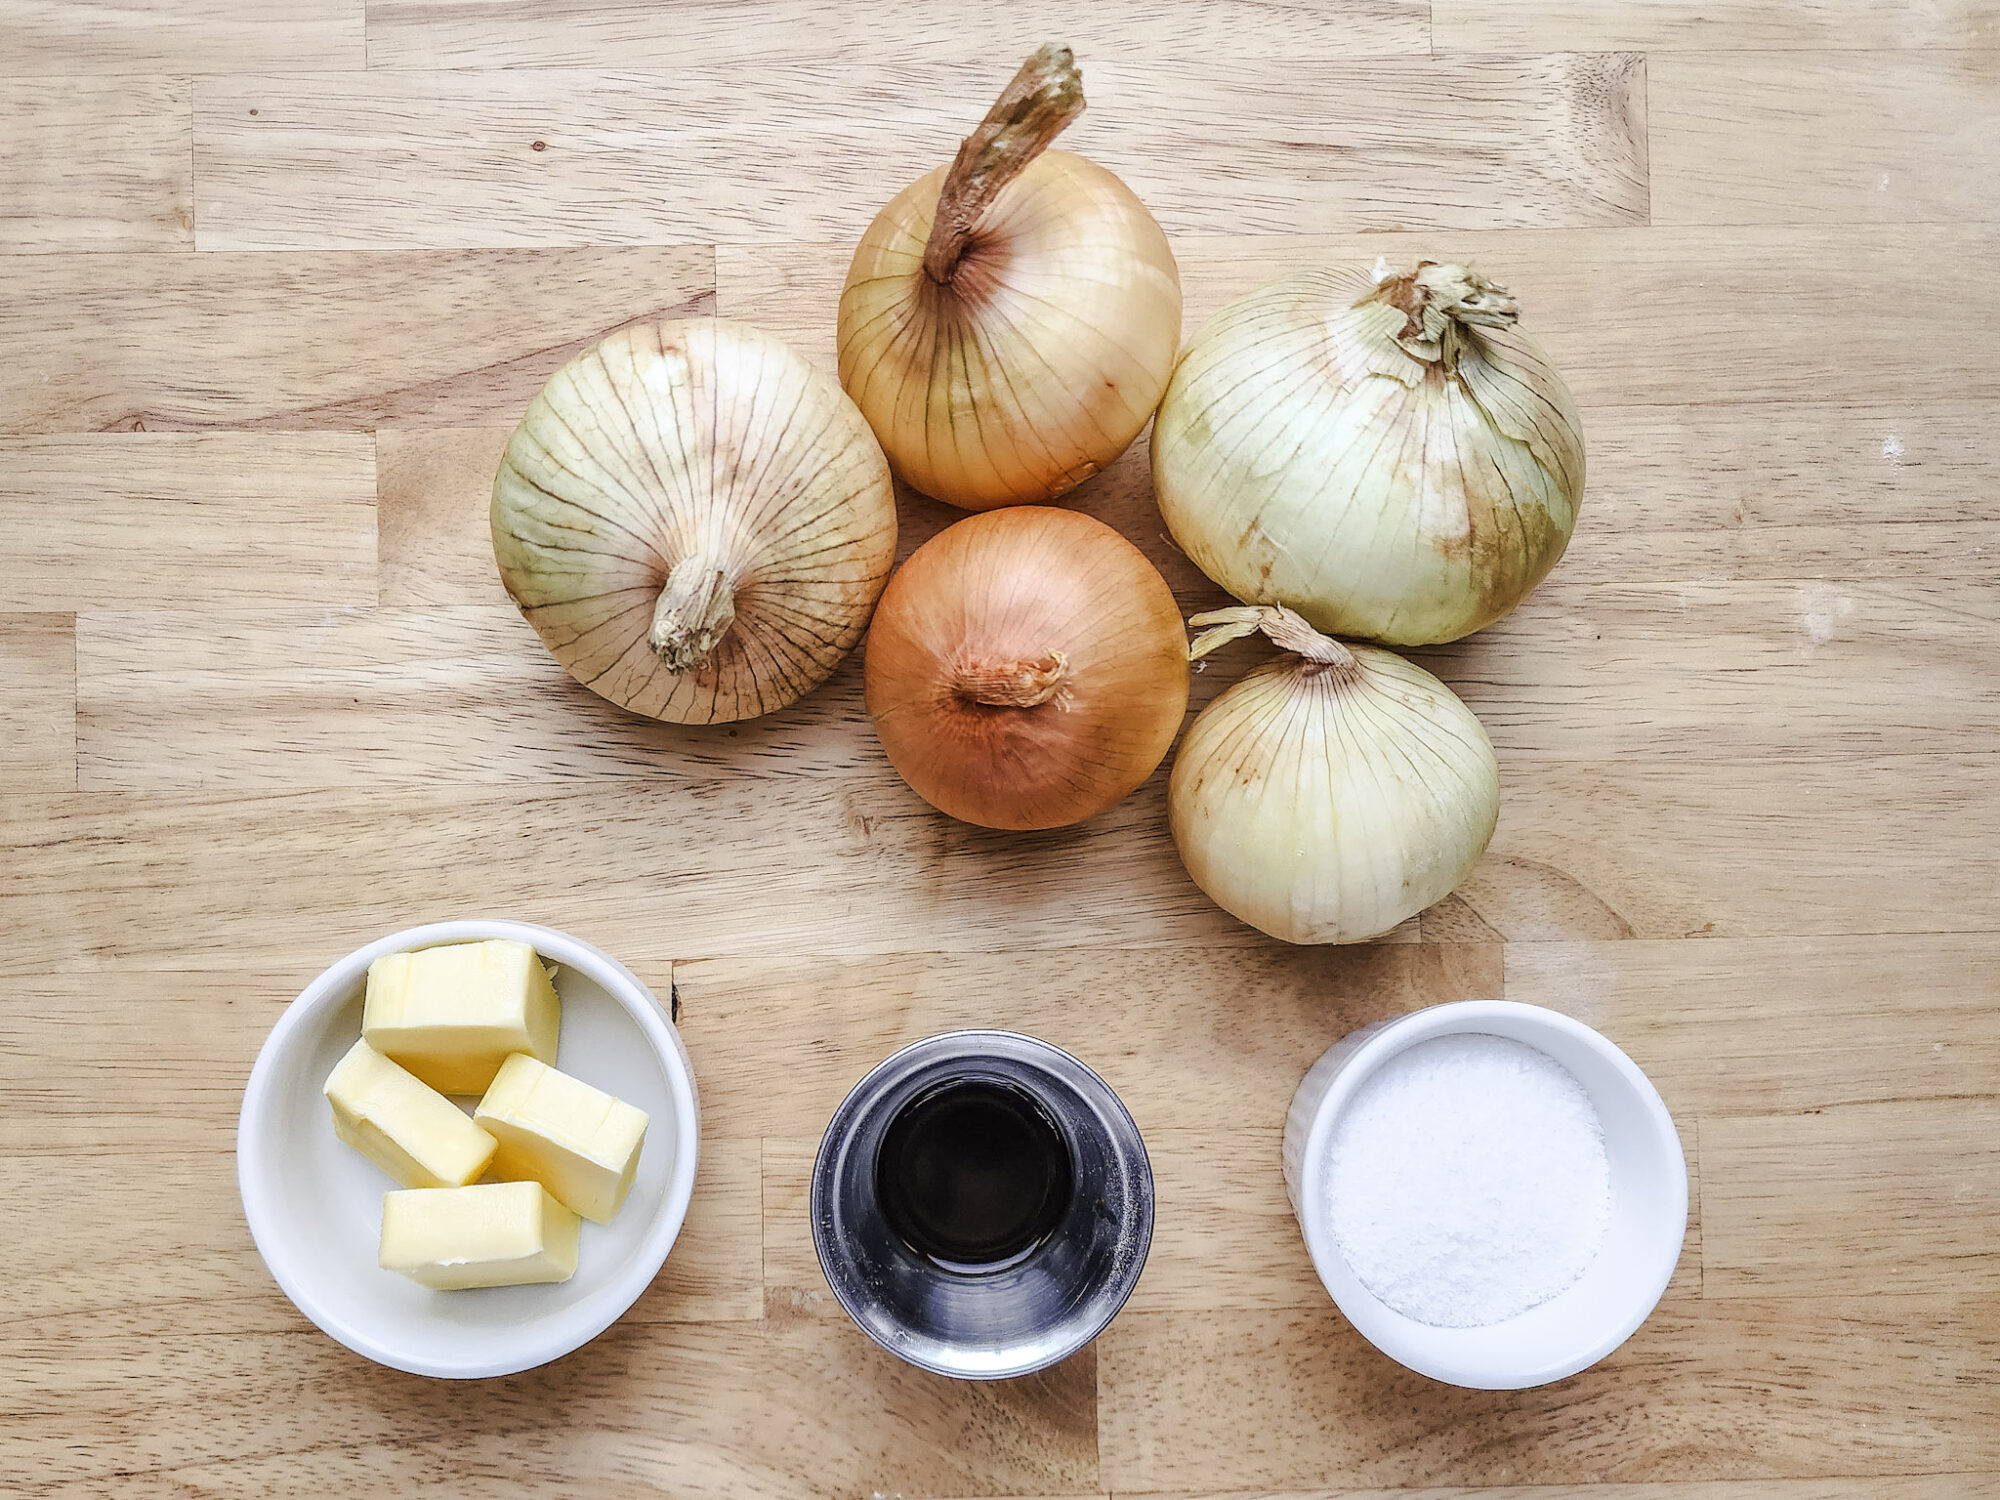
[362,939,560,1094]
[379,1181,580,1289]
[475,1053,649,1224]
[324,1038,497,1189]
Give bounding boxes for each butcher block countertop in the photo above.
[5,1,2000,1495]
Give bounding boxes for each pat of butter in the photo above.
[324,1038,497,1189]
[475,1053,649,1224]
[379,1180,580,1289]
[363,939,560,1095]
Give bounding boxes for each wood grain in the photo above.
[0,971,277,1155]
[1097,1299,2000,1490]
[0,781,936,975]
[1122,1483,2000,1499]
[1505,935,2000,1113]
[1,1319,1098,1496]
[2,777,1399,975]
[758,1139,826,1315]
[73,605,887,788]
[1702,1103,2000,1298]
[375,426,512,607]
[2,1151,279,1343]
[680,947,1502,1141]
[192,55,1645,250]
[0,0,365,75]
[1417,576,2000,763]
[1553,400,2000,583]
[1435,0,2000,51]
[51,612,1166,791]
[0,614,74,791]
[0,248,713,432]
[0,434,376,609]
[363,0,1429,69]
[0,77,191,250]
[1473,754,2000,940]
[1650,52,2000,224]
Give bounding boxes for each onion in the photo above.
[864,507,1189,830]
[1153,260,1584,646]
[838,44,1182,511]
[492,318,897,725]
[1170,605,1499,944]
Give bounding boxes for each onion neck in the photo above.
[647,553,736,673]
[921,43,1085,286]
[1188,606,1360,679]
[951,651,1072,708]
[1366,261,1520,368]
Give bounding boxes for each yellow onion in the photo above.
[493,319,896,724]
[1170,606,1498,944]
[865,507,1189,830]
[1153,261,1584,645]
[838,44,1182,511]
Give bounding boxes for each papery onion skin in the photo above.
[1169,606,1499,944]
[838,47,1182,512]
[865,507,1190,830]
[1153,261,1584,646]
[493,318,897,725]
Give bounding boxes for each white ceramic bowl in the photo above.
[1283,999,1686,1390]
[238,919,699,1379]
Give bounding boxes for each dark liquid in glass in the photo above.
[875,1080,1074,1267]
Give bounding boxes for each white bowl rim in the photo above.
[236,918,701,1379]
[1297,999,1687,1389]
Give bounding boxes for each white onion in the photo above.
[1153,260,1583,646]
[1170,606,1499,944]
[492,319,897,725]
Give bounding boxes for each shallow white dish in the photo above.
[1283,999,1686,1390]
[238,919,699,1379]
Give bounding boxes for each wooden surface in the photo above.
[3,2,1997,1495]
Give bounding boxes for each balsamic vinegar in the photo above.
[875,1080,1074,1267]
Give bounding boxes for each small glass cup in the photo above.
[811,1029,1153,1380]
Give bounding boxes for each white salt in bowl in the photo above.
[1283,999,1685,1390]
[238,919,699,1379]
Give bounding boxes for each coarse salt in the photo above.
[1324,1033,1611,1328]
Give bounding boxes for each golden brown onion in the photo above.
[864,507,1189,829]
[839,45,1182,511]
